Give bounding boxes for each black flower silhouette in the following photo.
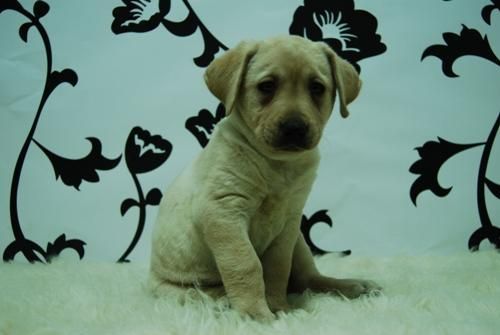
[289,0,386,72]
[111,0,227,67]
[409,138,484,205]
[185,103,225,147]
[111,0,171,34]
[125,126,172,174]
[119,127,171,262]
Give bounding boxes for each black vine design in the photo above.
[289,0,387,72]
[410,113,500,251]
[1,0,94,263]
[412,0,500,251]
[118,127,172,262]
[111,0,228,67]
[422,1,500,77]
[2,1,170,263]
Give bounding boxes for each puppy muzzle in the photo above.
[274,117,312,151]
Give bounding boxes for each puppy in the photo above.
[149,36,380,321]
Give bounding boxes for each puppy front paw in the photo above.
[267,296,291,313]
[245,304,275,323]
[234,299,275,322]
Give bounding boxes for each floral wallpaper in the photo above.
[0,0,498,263]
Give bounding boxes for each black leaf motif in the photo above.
[3,238,47,262]
[289,0,387,72]
[33,0,49,19]
[47,69,78,96]
[146,188,162,206]
[409,138,484,205]
[301,210,351,256]
[482,0,500,25]
[0,0,23,15]
[45,234,86,261]
[33,137,122,190]
[185,104,226,147]
[485,178,500,199]
[161,8,198,36]
[193,26,227,67]
[111,0,171,34]
[3,235,86,263]
[125,127,172,174]
[468,226,500,251]
[422,25,500,77]
[121,198,140,216]
[161,11,227,67]
[18,22,33,42]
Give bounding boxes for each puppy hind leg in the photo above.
[261,223,299,313]
[288,234,382,299]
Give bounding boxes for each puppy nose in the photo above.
[279,118,309,146]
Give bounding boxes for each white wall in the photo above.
[1,0,499,262]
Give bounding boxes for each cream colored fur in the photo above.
[149,36,379,321]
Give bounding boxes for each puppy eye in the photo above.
[309,82,325,96]
[257,80,277,95]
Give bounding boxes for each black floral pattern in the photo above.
[112,0,227,67]
[34,138,121,190]
[1,1,172,263]
[185,103,226,147]
[4,0,496,265]
[422,25,500,78]
[415,0,500,251]
[4,234,86,263]
[409,138,484,205]
[111,0,171,33]
[289,0,386,72]
[481,0,499,25]
[410,114,500,251]
[118,127,172,262]
[125,127,172,174]
[2,0,89,263]
[301,210,351,256]
[422,1,500,77]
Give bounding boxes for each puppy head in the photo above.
[204,36,361,154]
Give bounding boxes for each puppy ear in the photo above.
[321,44,362,118]
[204,41,259,115]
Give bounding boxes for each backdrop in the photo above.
[1,0,499,263]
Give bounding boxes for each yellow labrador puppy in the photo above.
[149,35,380,321]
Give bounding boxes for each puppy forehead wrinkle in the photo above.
[248,44,330,84]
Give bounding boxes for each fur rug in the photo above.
[1,252,499,335]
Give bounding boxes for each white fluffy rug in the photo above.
[1,252,499,335]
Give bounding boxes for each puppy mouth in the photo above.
[272,118,314,152]
[274,139,312,152]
